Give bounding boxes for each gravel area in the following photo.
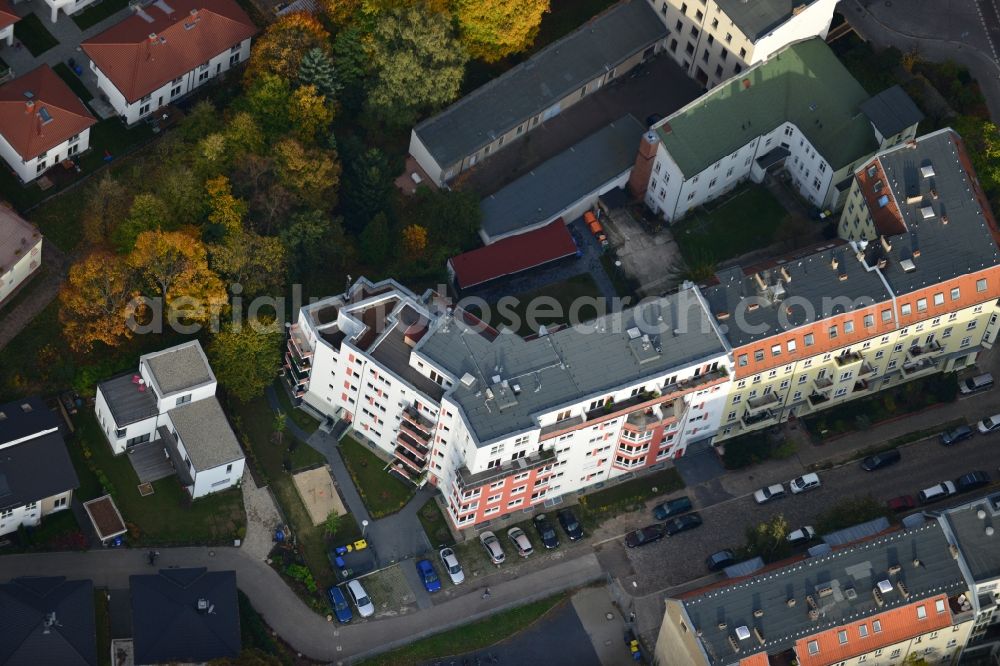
[362,564,417,618]
[241,469,282,560]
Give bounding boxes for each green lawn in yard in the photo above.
[273,381,319,435]
[26,183,85,250]
[0,300,64,402]
[476,273,605,337]
[417,497,453,549]
[359,594,567,666]
[578,467,684,517]
[70,412,245,546]
[339,436,415,518]
[672,185,788,266]
[72,0,129,30]
[14,14,59,56]
[53,63,94,103]
[80,118,156,172]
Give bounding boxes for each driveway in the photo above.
[602,205,680,297]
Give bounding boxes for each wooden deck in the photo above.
[126,440,175,484]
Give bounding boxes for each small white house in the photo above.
[0,65,95,183]
[95,341,245,499]
[82,0,256,126]
[0,206,42,306]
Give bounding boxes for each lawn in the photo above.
[473,273,605,337]
[72,0,130,30]
[273,381,319,436]
[672,185,788,266]
[358,594,567,666]
[53,63,94,103]
[578,467,684,516]
[70,412,245,546]
[79,118,157,173]
[14,14,59,56]
[417,497,453,549]
[339,435,415,518]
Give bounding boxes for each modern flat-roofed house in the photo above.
[0,397,79,537]
[0,65,95,183]
[0,206,41,306]
[0,576,96,666]
[94,341,245,499]
[408,0,667,186]
[82,0,256,126]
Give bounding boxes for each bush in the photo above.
[283,563,317,593]
[722,432,793,469]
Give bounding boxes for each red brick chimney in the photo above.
[628,130,660,199]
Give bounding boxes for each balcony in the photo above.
[746,391,780,414]
[615,444,650,458]
[396,430,428,460]
[813,376,833,390]
[401,405,434,438]
[902,357,937,376]
[742,409,777,427]
[625,400,683,431]
[859,361,876,377]
[391,462,414,481]
[393,447,425,473]
[456,448,556,490]
[835,351,864,367]
[286,337,311,372]
[583,369,727,423]
[399,419,431,446]
[288,324,313,359]
[908,341,943,359]
[807,391,830,406]
[853,379,870,392]
[284,355,310,386]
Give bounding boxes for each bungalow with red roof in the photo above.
[82,0,256,126]
[0,65,96,183]
[0,0,19,47]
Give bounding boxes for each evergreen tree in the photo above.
[298,47,341,102]
[360,212,391,266]
[342,148,393,233]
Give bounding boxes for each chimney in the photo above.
[24,99,33,112]
[780,266,791,282]
[627,131,660,199]
[830,256,839,271]
[880,235,892,253]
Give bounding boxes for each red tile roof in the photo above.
[0,0,20,32]
[448,220,579,289]
[81,0,256,104]
[0,65,95,161]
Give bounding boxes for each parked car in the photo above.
[753,483,786,504]
[706,549,736,572]
[918,481,957,504]
[532,514,559,549]
[507,527,534,557]
[479,531,506,564]
[326,585,353,623]
[887,495,917,513]
[956,470,991,493]
[960,373,994,395]
[346,579,374,618]
[652,495,693,520]
[789,473,821,494]
[978,414,1000,434]
[861,449,901,471]
[416,559,441,593]
[625,523,667,548]
[787,526,816,545]
[439,547,465,585]
[940,424,974,446]
[664,513,703,536]
[558,509,584,541]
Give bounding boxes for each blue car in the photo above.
[327,585,353,623]
[416,559,441,593]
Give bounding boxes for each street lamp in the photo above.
[361,519,369,539]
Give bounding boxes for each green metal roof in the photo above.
[656,39,876,177]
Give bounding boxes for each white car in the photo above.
[787,526,816,545]
[753,483,786,504]
[479,531,506,564]
[507,527,534,557]
[789,473,821,494]
[978,414,1000,434]
[345,579,374,618]
[439,547,465,585]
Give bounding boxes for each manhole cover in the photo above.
[606,612,615,621]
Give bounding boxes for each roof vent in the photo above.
[753,609,764,618]
[817,585,834,598]
[19,403,31,413]
[950,543,960,559]
[912,558,922,567]
[808,608,819,620]
[896,580,910,599]
[716,311,730,320]
[735,625,751,641]
[900,259,916,272]
[786,597,796,607]
[987,526,996,536]
[148,32,157,41]
[718,621,727,630]
[921,165,935,178]
[941,215,949,225]
[626,327,641,339]
[880,236,892,252]
[844,587,857,600]
[197,598,209,612]
[888,564,902,575]
[978,508,988,520]
[921,206,935,219]
[780,266,791,282]
[753,626,766,644]
[931,189,939,199]
[877,578,893,595]
[460,373,476,389]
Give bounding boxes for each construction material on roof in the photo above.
[83,495,127,542]
[448,220,578,289]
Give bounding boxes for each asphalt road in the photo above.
[597,426,1000,594]
[978,0,1000,58]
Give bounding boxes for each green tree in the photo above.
[244,74,293,141]
[114,193,171,253]
[208,318,284,403]
[342,147,393,233]
[179,100,223,142]
[954,116,1000,195]
[368,5,467,123]
[82,174,130,247]
[157,169,205,228]
[324,510,342,536]
[407,186,482,251]
[274,138,341,210]
[247,12,331,81]
[331,24,370,113]
[452,0,550,62]
[272,412,288,445]
[298,47,341,102]
[281,210,353,279]
[360,212,391,265]
[743,514,790,563]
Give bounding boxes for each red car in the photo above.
[887,495,916,513]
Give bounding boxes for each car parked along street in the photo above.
[787,526,816,545]
[753,483,786,504]
[439,547,465,585]
[861,449,901,471]
[664,513,703,536]
[346,579,374,618]
[652,495,693,520]
[532,514,559,549]
[507,527,534,557]
[789,473,821,494]
[625,523,667,548]
[416,559,441,593]
[940,425,973,446]
[558,509,584,541]
[327,585,352,623]
[480,531,506,564]
[955,470,991,493]
[978,414,1000,434]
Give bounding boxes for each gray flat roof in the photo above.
[700,242,893,348]
[480,115,645,241]
[943,492,1000,583]
[98,374,158,427]
[715,0,822,41]
[863,129,1000,296]
[414,0,665,169]
[142,341,213,396]
[417,289,727,444]
[860,85,925,139]
[683,521,967,665]
[168,397,244,471]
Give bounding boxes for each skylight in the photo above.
[38,107,53,125]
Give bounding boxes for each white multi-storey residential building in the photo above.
[629,39,923,222]
[287,278,732,529]
[0,206,41,306]
[95,341,245,499]
[82,0,255,126]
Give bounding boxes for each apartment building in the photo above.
[94,341,245,499]
[630,39,922,222]
[653,520,976,666]
[707,128,1000,443]
[648,0,839,89]
[408,0,666,186]
[82,0,255,126]
[287,278,732,529]
[0,206,41,306]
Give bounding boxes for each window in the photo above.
[838,630,848,645]
[951,287,961,300]
[901,303,912,316]
[725,32,732,43]
[845,321,855,334]
[738,354,748,366]
[229,52,241,66]
[804,333,815,347]
[934,292,945,306]
[828,325,838,339]
[858,624,868,638]
[754,350,764,362]
[873,620,882,633]
[917,298,928,312]
[864,314,874,328]
[175,394,192,406]
[961,336,972,348]
[917,605,927,619]
[807,640,819,655]
[771,344,781,356]
[978,278,988,292]
[968,320,978,330]
[695,9,703,21]
[739,47,747,58]
[935,598,946,613]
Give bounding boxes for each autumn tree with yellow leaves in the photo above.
[452,0,550,62]
[59,251,145,353]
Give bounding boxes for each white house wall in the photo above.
[408,130,443,186]
[94,387,161,455]
[190,459,244,499]
[0,235,41,303]
[0,489,72,536]
[750,0,840,65]
[0,127,89,183]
